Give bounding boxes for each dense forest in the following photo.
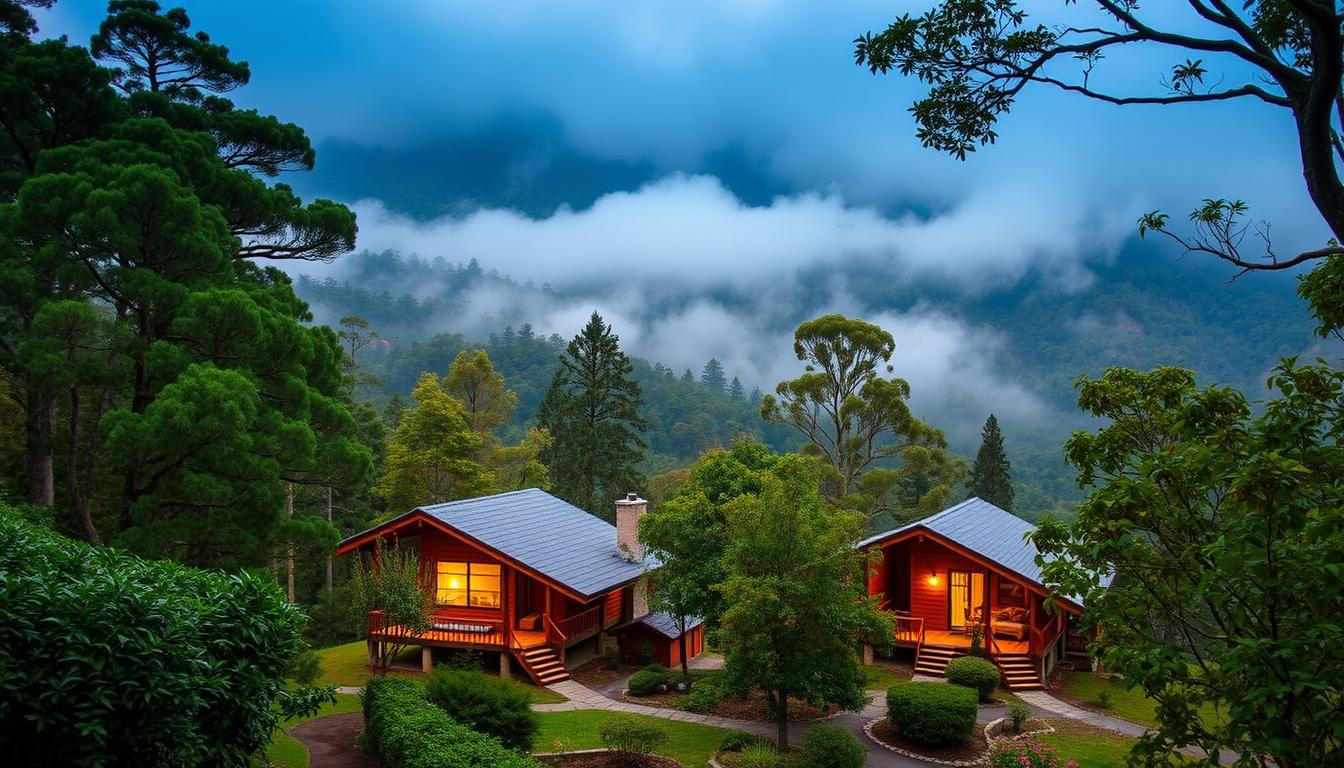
[293,243,1320,518]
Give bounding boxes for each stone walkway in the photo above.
[535,680,777,738]
[1015,690,1147,738]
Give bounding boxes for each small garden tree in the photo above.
[718,457,893,747]
[349,538,432,673]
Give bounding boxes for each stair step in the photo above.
[538,672,570,683]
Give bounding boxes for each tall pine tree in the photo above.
[967,414,1013,512]
[700,358,726,393]
[537,312,647,517]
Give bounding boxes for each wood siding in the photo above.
[604,588,625,626]
[416,531,506,622]
[907,539,986,632]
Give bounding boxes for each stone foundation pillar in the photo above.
[421,646,433,673]
[596,629,607,655]
[862,643,874,666]
[499,650,511,677]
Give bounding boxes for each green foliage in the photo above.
[628,669,666,696]
[289,647,324,686]
[375,371,492,512]
[678,679,724,714]
[800,723,865,768]
[537,312,647,515]
[348,539,432,673]
[967,414,1013,511]
[0,508,302,765]
[1094,689,1111,709]
[361,676,540,768]
[718,732,767,753]
[988,738,1078,768]
[598,717,669,766]
[761,314,958,521]
[718,457,893,746]
[304,585,360,647]
[735,744,783,768]
[1034,361,1344,766]
[885,683,977,746]
[423,668,538,751]
[944,655,999,701]
[1007,701,1031,734]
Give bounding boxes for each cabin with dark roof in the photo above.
[858,497,1096,691]
[335,489,702,685]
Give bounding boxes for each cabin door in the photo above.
[949,570,986,631]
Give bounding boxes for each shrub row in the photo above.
[886,682,978,746]
[0,508,301,766]
[363,676,541,768]
[424,667,538,751]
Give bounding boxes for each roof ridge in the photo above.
[419,487,542,511]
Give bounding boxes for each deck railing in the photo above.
[366,609,504,646]
[558,605,602,640]
[893,613,925,647]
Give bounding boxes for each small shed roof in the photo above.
[634,611,704,640]
[341,488,649,599]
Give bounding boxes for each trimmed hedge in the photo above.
[628,669,665,696]
[886,682,978,746]
[945,655,1001,700]
[0,508,301,766]
[424,667,538,750]
[800,723,866,768]
[363,676,541,768]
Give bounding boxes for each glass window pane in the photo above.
[436,561,467,606]
[469,563,501,608]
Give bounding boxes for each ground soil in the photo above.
[537,753,680,768]
[571,658,643,687]
[288,712,377,768]
[624,687,836,722]
[869,719,989,764]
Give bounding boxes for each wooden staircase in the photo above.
[513,643,570,686]
[914,644,965,677]
[995,653,1044,691]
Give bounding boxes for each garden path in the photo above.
[288,712,377,768]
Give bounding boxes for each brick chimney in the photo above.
[615,492,647,562]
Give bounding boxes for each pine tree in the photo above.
[728,376,745,401]
[967,414,1014,512]
[536,313,648,517]
[701,358,727,393]
[681,368,695,385]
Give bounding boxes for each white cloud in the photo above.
[335,172,1132,295]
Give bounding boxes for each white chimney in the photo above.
[615,492,647,562]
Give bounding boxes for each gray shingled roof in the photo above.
[635,611,704,640]
[349,488,649,599]
[856,497,1082,605]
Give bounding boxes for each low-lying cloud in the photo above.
[334,173,1132,295]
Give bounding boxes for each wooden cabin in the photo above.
[336,489,703,685]
[858,498,1095,691]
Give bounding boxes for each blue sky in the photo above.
[31,2,1325,437]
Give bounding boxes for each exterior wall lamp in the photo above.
[927,570,939,586]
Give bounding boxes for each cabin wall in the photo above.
[417,530,505,621]
[908,539,986,632]
[619,626,703,668]
[604,588,626,626]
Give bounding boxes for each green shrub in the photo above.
[736,743,782,768]
[679,679,724,713]
[289,647,324,685]
[886,682,978,746]
[0,508,302,766]
[598,717,667,766]
[363,676,540,768]
[1095,688,1112,708]
[423,667,538,751]
[946,655,1000,700]
[800,723,865,768]
[628,669,666,696]
[442,650,484,671]
[718,732,767,753]
[641,663,669,676]
[1007,701,1031,733]
[304,585,358,647]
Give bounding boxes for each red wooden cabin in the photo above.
[859,498,1096,690]
[336,489,703,685]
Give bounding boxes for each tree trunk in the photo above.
[67,385,99,544]
[286,482,296,603]
[325,485,334,591]
[679,625,689,680]
[775,690,789,748]
[25,387,54,506]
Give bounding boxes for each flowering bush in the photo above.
[988,738,1079,768]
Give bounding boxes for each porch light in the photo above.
[927,570,939,586]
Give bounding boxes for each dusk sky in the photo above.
[31,2,1324,438]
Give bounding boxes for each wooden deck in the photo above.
[898,628,1029,656]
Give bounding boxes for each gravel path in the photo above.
[287,712,377,768]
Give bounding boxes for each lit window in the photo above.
[436,562,501,608]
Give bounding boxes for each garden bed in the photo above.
[865,719,989,766]
[624,686,838,722]
[537,749,680,768]
[571,657,645,688]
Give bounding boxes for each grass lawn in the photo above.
[536,710,749,767]
[1059,672,1218,728]
[863,664,911,690]
[1035,720,1141,768]
[311,641,566,703]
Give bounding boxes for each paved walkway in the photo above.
[536,680,778,737]
[1015,690,1147,737]
[288,712,377,768]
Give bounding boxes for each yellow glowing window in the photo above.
[435,562,501,608]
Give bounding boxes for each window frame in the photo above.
[434,560,502,609]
